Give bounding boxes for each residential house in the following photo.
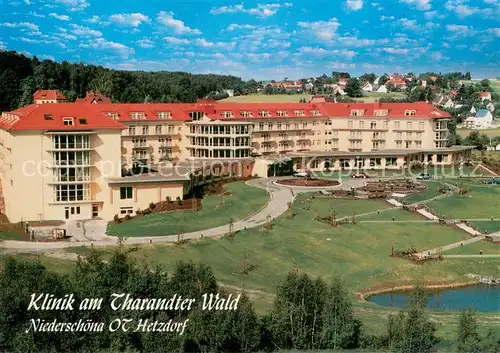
[223,89,235,97]
[304,82,314,91]
[362,82,373,92]
[33,90,67,104]
[75,91,112,104]
[470,106,477,114]
[376,85,388,93]
[480,92,492,102]
[463,109,493,129]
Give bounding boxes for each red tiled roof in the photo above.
[75,91,112,104]
[32,89,67,100]
[89,102,449,121]
[0,104,126,131]
[480,92,491,97]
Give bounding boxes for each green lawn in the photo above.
[302,195,391,218]
[472,221,500,234]
[0,230,25,240]
[404,181,443,204]
[90,193,487,306]
[426,186,500,219]
[106,181,269,237]
[358,209,425,221]
[441,240,500,255]
[457,128,500,138]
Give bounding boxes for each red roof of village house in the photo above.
[0,104,125,131]
[480,92,491,97]
[32,89,67,100]
[75,91,112,104]
[450,90,458,96]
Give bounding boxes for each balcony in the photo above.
[50,160,92,168]
[49,175,91,184]
[48,145,91,151]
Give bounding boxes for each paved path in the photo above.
[442,254,500,258]
[0,177,366,253]
[415,235,487,258]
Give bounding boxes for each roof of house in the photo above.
[1,102,451,130]
[476,109,492,118]
[0,104,126,131]
[32,89,67,100]
[75,91,112,104]
[480,92,492,97]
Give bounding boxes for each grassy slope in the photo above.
[106,181,269,237]
[426,186,500,219]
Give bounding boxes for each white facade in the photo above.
[377,85,388,93]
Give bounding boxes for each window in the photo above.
[394,121,400,129]
[325,120,332,126]
[419,121,425,130]
[259,110,270,117]
[396,141,402,148]
[406,141,412,148]
[406,132,412,139]
[374,110,388,116]
[277,110,287,117]
[106,112,119,120]
[277,122,282,129]
[130,112,145,120]
[79,118,87,124]
[155,125,162,134]
[383,121,388,129]
[142,126,149,135]
[120,186,133,200]
[220,111,232,118]
[407,121,412,130]
[156,112,171,119]
[416,132,422,139]
[415,141,422,148]
[240,111,251,118]
[350,109,364,116]
[370,121,377,129]
[128,126,136,135]
[294,110,305,116]
[63,117,74,126]
[120,207,134,215]
[348,120,353,129]
[311,110,320,116]
[397,132,402,139]
[405,110,416,116]
[359,121,365,129]
[44,114,53,120]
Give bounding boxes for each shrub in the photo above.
[136,209,142,215]
[142,208,151,215]
[176,196,183,207]
[166,196,172,203]
[113,214,121,224]
[149,202,156,210]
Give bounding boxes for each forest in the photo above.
[0,50,260,112]
[0,251,498,353]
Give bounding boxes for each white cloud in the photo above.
[24,0,31,4]
[157,11,201,35]
[137,39,155,48]
[298,17,340,41]
[194,38,236,50]
[381,47,410,54]
[330,62,356,70]
[299,47,357,58]
[444,0,479,17]
[1,22,38,31]
[49,13,70,21]
[80,37,134,57]
[399,0,431,10]
[164,36,190,44]
[363,63,381,69]
[30,11,45,18]
[431,51,443,60]
[486,27,500,37]
[210,2,292,18]
[110,13,150,27]
[86,15,101,24]
[446,24,476,36]
[226,24,258,31]
[424,10,438,18]
[0,41,6,50]
[54,0,89,12]
[70,24,102,37]
[345,0,364,11]
[40,54,55,61]
[380,15,395,20]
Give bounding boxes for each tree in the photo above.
[345,78,363,97]
[379,74,390,85]
[359,73,377,84]
[457,309,481,353]
[388,285,438,353]
[464,131,490,150]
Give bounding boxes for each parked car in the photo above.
[293,171,310,178]
[351,172,369,178]
[487,178,500,185]
[416,173,432,180]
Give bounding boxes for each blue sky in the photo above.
[1,0,499,80]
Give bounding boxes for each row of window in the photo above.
[128,125,177,135]
[347,120,426,130]
[52,135,90,149]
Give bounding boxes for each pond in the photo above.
[368,284,500,313]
